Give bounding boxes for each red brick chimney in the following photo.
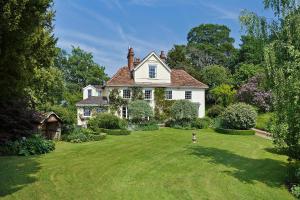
[160,50,166,62]
[127,47,134,70]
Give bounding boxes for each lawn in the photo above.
[0,128,294,200]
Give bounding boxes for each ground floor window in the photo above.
[165,90,172,100]
[122,106,128,119]
[83,108,91,116]
[144,89,152,100]
[185,91,192,100]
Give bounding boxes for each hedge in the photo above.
[102,129,131,135]
[215,128,255,135]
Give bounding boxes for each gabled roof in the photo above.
[106,67,208,89]
[133,51,171,73]
[76,96,109,107]
[32,112,62,124]
[82,85,104,90]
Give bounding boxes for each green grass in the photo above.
[0,128,294,200]
[256,112,273,131]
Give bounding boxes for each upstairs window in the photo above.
[88,89,92,97]
[185,91,192,100]
[83,108,91,116]
[165,90,172,100]
[149,65,157,78]
[123,89,131,99]
[144,90,152,100]
[98,90,102,96]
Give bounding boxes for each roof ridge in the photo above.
[107,66,128,84]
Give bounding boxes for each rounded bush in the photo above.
[192,117,211,129]
[207,105,225,118]
[170,100,198,121]
[128,100,153,123]
[220,103,257,130]
[88,113,127,130]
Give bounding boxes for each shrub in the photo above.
[64,127,107,143]
[0,134,55,156]
[215,128,255,135]
[236,75,272,112]
[128,100,153,123]
[192,117,211,129]
[291,185,300,199]
[103,129,131,135]
[200,65,232,88]
[210,84,236,107]
[220,103,257,130]
[207,105,225,118]
[66,132,89,143]
[88,113,127,130]
[89,133,107,141]
[170,100,198,122]
[134,120,159,131]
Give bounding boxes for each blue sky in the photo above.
[54,0,271,76]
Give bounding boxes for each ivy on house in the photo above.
[154,88,175,121]
[131,87,144,101]
[108,89,128,115]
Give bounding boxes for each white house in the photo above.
[76,48,208,127]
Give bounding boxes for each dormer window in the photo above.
[88,89,92,98]
[149,65,157,78]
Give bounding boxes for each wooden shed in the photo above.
[33,112,62,140]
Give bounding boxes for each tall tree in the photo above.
[0,0,57,100]
[56,47,109,93]
[187,24,237,68]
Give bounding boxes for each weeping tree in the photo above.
[240,0,300,160]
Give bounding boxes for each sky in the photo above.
[54,0,271,76]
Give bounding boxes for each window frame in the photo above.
[98,90,102,96]
[87,89,92,98]
[122,89,131,99]
[165,90,172,100]
[185,91,192,100]
[148,64,157,79]
[122,106,128,119]
[144,89,152,100]
[83,108,91,116]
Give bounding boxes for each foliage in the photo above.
[0,99,35,140]
[64,127,106,143]
[291,185,300,199]
[166,45,191,68]
[237,75,272,112]
[170,100,198,121]
[128,100,153,123]
[26,66,65,107]
[56,47,108,93]
[238,35,266,65]
[0,0,57,100]
[109,89,127,115]
[192,117,212,129]
[215,128,255,135]
[187,24,237,68]
[0,134,55,156]
[154,88,175,121]
[133,120,159,131]
[220,103,257,130]
[233,63,264,86]
[131,87,144,101]
[255,113,274,131]
[210,84,236,107]
[88,113,127,130]
[200,65,232,88]
[102,129,131,135]
[207,105,225,118]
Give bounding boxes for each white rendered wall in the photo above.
[83,86,101,99]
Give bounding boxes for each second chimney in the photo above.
[160,50,166,62]
[127,47,134,70]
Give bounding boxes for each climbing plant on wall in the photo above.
[131,87,144,101]
[154,88,175,121]
[108,89,127,115]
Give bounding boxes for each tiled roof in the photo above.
[76,96,108,106]
[106,67,208,89]
[92,85,104,89]
[106,66,134,86]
